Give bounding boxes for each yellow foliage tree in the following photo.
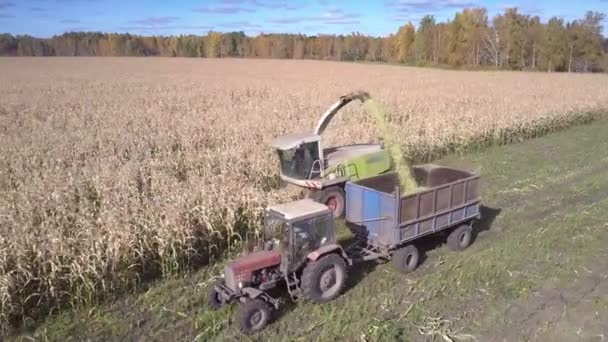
[394,22,416,63]
[206,32,223,58]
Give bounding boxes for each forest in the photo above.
[1,7,606,72]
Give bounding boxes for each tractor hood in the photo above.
[224,250,281,291]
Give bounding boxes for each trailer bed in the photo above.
[345,164,481,249]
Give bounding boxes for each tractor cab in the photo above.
[265,198,336,273]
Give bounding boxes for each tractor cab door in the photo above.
[287,219,314,272]
[286,214,337,273]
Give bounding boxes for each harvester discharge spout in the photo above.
[313,90,371,136]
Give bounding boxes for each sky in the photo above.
[0,0,606,38]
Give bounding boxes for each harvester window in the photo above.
[277,142,320,180]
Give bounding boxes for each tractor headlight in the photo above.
[238,281,243,289]
[328,173,336,180]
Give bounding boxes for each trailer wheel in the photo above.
[392,245,420,274]
[310,186,345,218]
[447,224,473,251]
[301,253,347,303]
[239,299,272,335]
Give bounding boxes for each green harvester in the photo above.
[271,91,392,217]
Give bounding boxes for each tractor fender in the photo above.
[307,243,353,266]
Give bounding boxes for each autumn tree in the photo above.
[434,23,450,64]
[527,16,544,69]
[125,36,146,56]
[365,37,382,62]
[343,32,367,61]
[499,8,529,69]
[0,34,18,55]
[205,32,222,58]
[572,11,606,71]
[394,22,415,63]
[540,17,567,71]
[293,35,305,59]
[333,36,343,61]
[381,34,393,62]
[413,15,436,64]
[482,25,501,67]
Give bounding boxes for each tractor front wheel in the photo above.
[209,288,222,310]
[310,186,345,218]
[239,299,273,334]
[209,281,224,310]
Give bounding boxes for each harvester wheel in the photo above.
[239,299,272,334]
[301,253,348,303]
[392,244,420,274]
[447,224,472,251]
[310,186,345,218]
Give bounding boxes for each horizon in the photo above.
[0,0,607,38]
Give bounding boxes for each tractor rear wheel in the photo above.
[447,224,473,251]
[239,299,272,334]
[310,186,345,218]
[392,244,420,274]
[301,253,348,303]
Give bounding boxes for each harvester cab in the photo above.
[271,91,391,218]
[210,199,350,334]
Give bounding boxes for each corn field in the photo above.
[1,57,607,334]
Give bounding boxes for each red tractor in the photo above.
[209,198,351,334]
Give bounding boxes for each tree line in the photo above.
[1,7,606,72]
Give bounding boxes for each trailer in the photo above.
[345,164,481,272]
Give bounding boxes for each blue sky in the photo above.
[0,0,606,38]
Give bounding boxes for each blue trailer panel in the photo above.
[345,183,397,246]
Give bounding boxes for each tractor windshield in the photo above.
[264,213,289,253]
[277,141,320,180]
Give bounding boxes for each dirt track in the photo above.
[487,256,608,342]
